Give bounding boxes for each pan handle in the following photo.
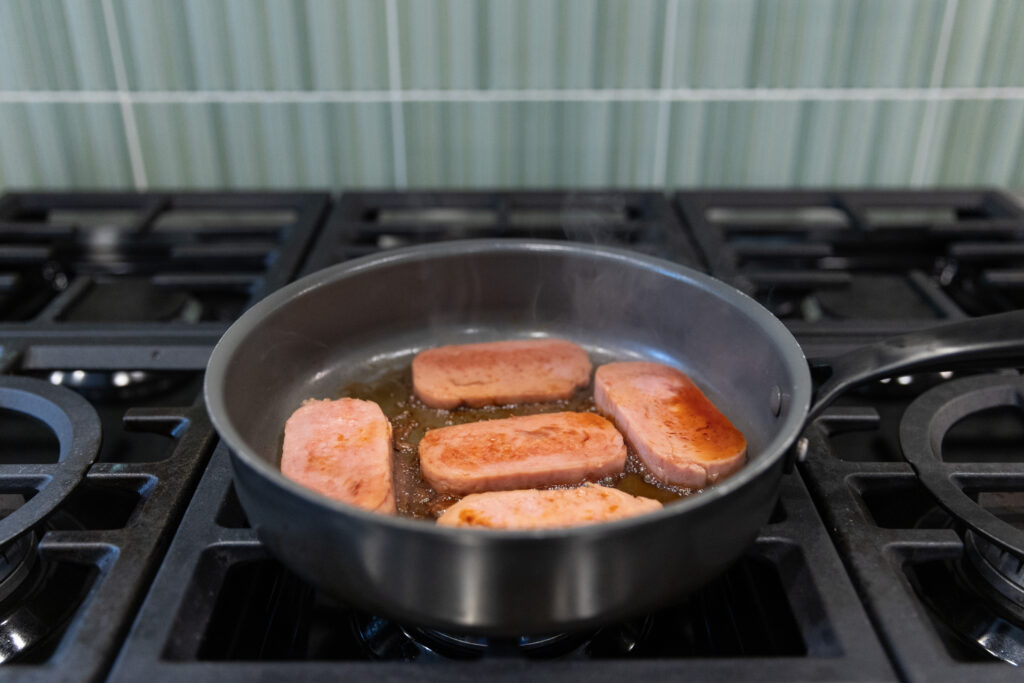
[807,309,1024,423]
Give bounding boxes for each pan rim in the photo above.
[205,239,812,539]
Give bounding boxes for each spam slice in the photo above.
[595,362,747,489]
[437,484,662,529]
[419,411,626,494]
[281,398,396,513]
[412,339,592,409]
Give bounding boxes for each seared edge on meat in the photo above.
[594,362,746,489]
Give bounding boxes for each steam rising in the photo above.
[397,194,674,362]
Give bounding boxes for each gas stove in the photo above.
[2,189,1024,681]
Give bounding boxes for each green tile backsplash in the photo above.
[134,102,394,187]
[404,101,657,187]
[0,0,1022,191]
[928,99,1024,186]
[113,0,390,90]
[941,0,1024,87]
[0,0,115,90]
[670,0,944,88]
[670,0,948,89]
[0,103,131,187]
[398,0,665,90]
[666,100,931,186]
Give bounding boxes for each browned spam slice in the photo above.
[412,339,592,409]
[281,398,396,513]
[419,411,626,494]
[594,362,747,489]
[436,484,662,529]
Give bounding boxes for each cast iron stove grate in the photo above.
[0,191,328,328]
[108,444,893,681]
[10,188,1024,679]
[301,191,703,275]
[0,190,331,679]
[795,331,1024,682]
[0,358,216,681]
[674,190,1024,333]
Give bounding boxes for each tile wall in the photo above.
[0,0,1021,190]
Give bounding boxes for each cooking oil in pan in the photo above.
[339,368,698,520]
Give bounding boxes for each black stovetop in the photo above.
[2,189,1024,681]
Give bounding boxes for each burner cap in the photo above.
[0,511,90,663]
[963,530,1024,617]
[0,530,36,604]
[912,548,1024,666]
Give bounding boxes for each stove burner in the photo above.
[0,511,92,663]
[351,613,598,660]
[0,377,100,546]
[62,278,203,323]
[909,543,1024,666]
[901,373,1024,663]
[964,530,1024,614]
[349,612,661,661]
[901,374,1024,556]
[0,529,36,604]
[406,627,595,659]
[46,369,186,402]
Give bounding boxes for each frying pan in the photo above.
[204,240,1024,635]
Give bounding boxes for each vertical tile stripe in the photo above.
[385,0,408,187]
[2,1,1024,191]
[911,0,959,186]
[101,0,147,189]
[652,0,680,186]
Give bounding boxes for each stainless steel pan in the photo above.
[204,240,1024,635]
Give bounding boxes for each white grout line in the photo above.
[384,0,408,188]
[911,0,959,186]
[4,85,1024,105]
[100,0,148,190]
[651,0,680,187]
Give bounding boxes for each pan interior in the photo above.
[210,241,809,510]
[257,330,761,468]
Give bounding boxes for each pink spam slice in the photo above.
[412,339,592,409]
[281,397,395,513]
[595,362,747,489]
[437,484,662,529]
[419,411,626,495]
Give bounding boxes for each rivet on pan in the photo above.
[769,385,784,416]
[795,437,809,464]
